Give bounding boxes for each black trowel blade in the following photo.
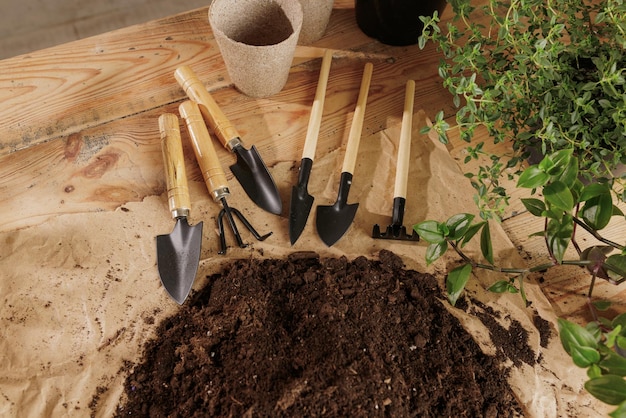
[230,144,282,215]
[156,217,203,304]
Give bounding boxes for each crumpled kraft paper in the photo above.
[0,111,610,417]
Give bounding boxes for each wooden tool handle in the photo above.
[394,80,415,199]
[158,113,191,219]
[174,65,240,151]
[341,62,373,174]
[178,100,230,202]
[302,49,333,161]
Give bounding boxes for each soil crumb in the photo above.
[114,250,524,417]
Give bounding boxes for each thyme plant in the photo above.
[419,0,626,219]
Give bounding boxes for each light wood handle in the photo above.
[394,80,415,199]
[341,62,373,174]
[158,113,191,219]
[174,65,240,151]
[178,100,230,202]
[302,49,333,161]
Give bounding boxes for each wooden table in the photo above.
[0,0,455,233]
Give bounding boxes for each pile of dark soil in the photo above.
[115,250,527,417]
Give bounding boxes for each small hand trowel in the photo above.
[316,62,373,246]
[156,113,203,305]
[174,65,282,215]
[289,49,333,245]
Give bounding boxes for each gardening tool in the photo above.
[289,49,333,245]
[179,100,272,255]
[316,62,373,246]
[373,80,419,241]
[174,65,282,215]
[156,113,203,305]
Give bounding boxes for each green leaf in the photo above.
[581,183,612,202]
[605,255,626,281]
[445,213,475,240]
[571,344,601,367]
[460,221,486,247]
[488,280,519,294]
[581,193,614,230]
[589,364,603,379]
[446,264,472,306]
[600,351,626,377]
[521,198,546,216]
[609,401,626,418]
[415,220,446,243]
[517,165,550,188]
[480,221,494,265]
[613,313,626,331]
[545,149,574,176]
[547,215,573,263]
[544,181,575,211]
[593,300,613,311]
[558,318,598,355]
[586,375,626,406]
[555,155,580,188]
[425,241,448,265]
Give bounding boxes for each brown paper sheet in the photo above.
[0,111,609,417]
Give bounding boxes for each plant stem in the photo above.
[573,218,625,251]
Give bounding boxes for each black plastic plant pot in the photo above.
[355,0,448,46]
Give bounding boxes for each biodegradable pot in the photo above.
[297,0,335,44]
[209,0,303,97]
[355,0,447,46]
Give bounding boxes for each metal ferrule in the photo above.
[172,208,190,219]
[212,187,230,201]
[226,137,243,151]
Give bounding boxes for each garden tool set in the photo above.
[155,58,421,303]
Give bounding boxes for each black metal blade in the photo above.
[156,217,203,304]
[230,144,282,215]
[315,172,358,247]
[289,158,314,245]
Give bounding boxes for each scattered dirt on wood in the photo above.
[114,250,529,417]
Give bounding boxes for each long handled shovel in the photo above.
[156,114,203,304]
[316,62,373,246]
[372,80,419,241]
[289,49,333,245]
[174,66,282,215]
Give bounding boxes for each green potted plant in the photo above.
[418,0,626,219]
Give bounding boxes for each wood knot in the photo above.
[81,153,120,179]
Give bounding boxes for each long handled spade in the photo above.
[179,100,272,255]
[373,80,419,241]
[175,66,282,215]
[289,49,333,245]
[316,62,373,246]
[156,114,203,304]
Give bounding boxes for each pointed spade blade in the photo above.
[156,218,203,304]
